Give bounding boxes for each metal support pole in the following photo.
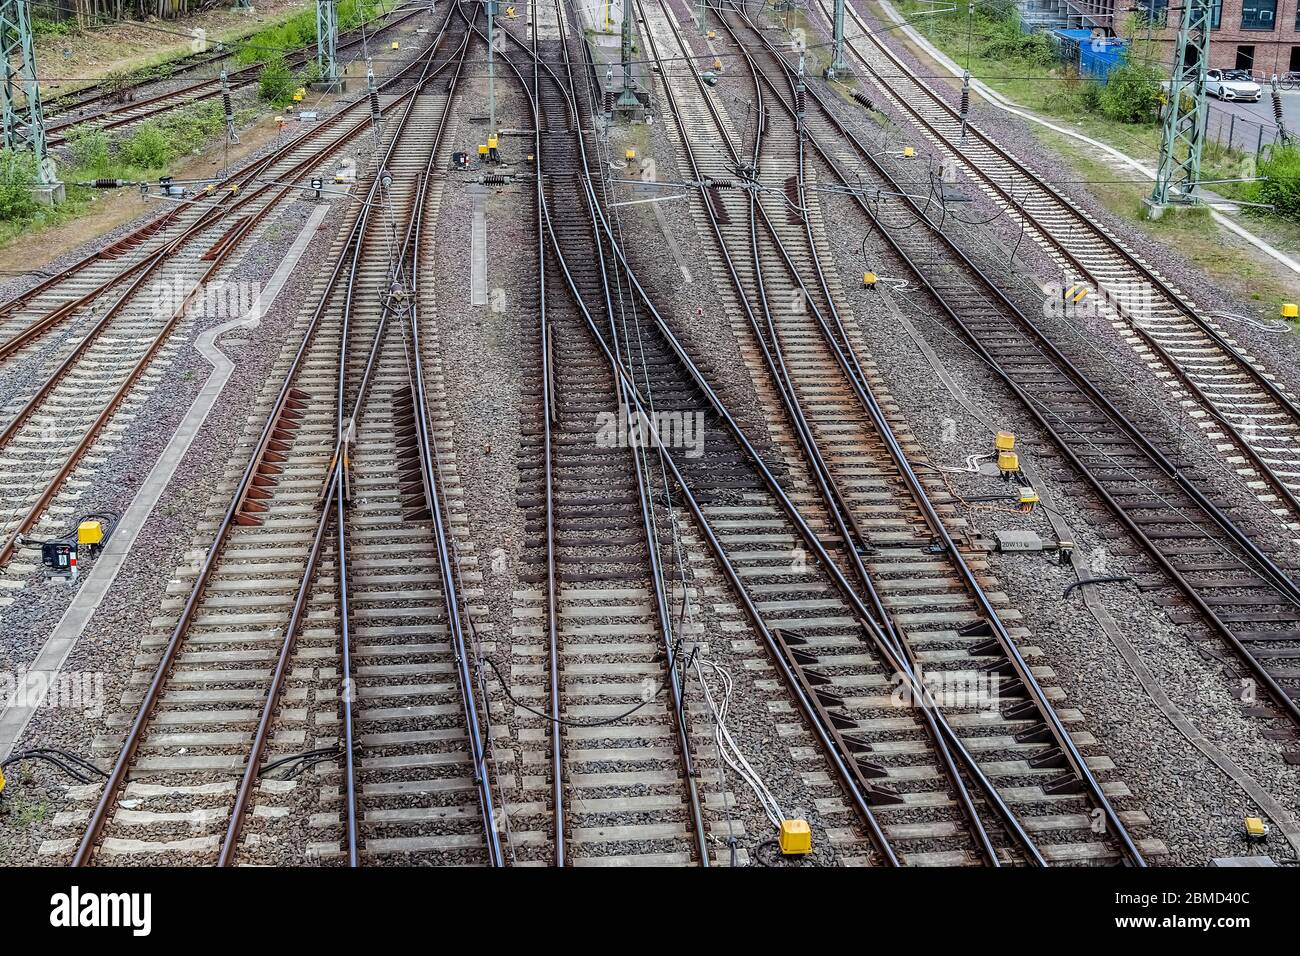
[617,0,639,108]
[487,0,496,136]
[1150,0,1210,209]
[0,0,57,192]
[826,0,846,78]
[317,0,339,86]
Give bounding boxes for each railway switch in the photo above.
[1283,303,1298,320]
[1244,817,1268,842]
[862,271,878,288]
[779,818,812,855]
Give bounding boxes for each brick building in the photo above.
[1104,0,1300,75]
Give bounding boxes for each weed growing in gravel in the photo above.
[4,796,49,826]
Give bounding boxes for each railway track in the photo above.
[0,30,456,590]
[481,3,723,866]
[716,5,1300,740]
[42,3,426,148]
[646,0,1160,866]
[475,0,1161,865]
[46,10,503,866]
[815,0,1300,523]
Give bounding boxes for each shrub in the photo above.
[298,59,323,87]
[258,55,296,105]
[1077,79,1104,113]
[1255,145,1300,219]
[66,126,111,171]
[120,123,173,169]
[0,149,38,222]
[1100,61,1162,123]
[979,16,1058,67]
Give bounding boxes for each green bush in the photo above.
[1255,145,1300,219]
[258,55,296,105]
[298,59,323,87]
[31,16,74,37]
[979,17,1057,67]
[0,149,38,222]
[1077,79,1104,113]
[1099,61,1162,124]
[66,126,111,172]
[160,102,226,154]
[120,123,173,169]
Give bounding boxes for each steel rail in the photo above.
[731,6,1300,731]
[229,8,477,864]
[642,0,1028,866]
[719,2,1143,864]
[502,14,902,855]
[494,6,1056,867]
[68,20,458,866]
[819,0,1300,521]
[391,14,505,867]
[216,21,468,864]
[0,118,377,571]
[482,0,712,865]
[0,41,454,573]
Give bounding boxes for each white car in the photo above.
[1206,69,1262,102]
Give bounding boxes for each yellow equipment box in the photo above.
[78,520,105,548]
[995,431,1015,452]
[862,272,878,287]
[779,819,812,855]
[997,451,1020,474]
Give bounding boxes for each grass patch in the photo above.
[0,99,254,246]
[234,0,393,67]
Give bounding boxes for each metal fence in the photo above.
[1204,101,1284,156]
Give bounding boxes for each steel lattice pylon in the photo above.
[316,0,339,85]
[1151,0,1210,208]
[1,0,55,186]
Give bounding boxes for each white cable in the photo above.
[691,655,786,829]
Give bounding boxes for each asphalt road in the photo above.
[1204,87,1300,152]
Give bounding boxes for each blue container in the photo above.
[1052,28,1128,79]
